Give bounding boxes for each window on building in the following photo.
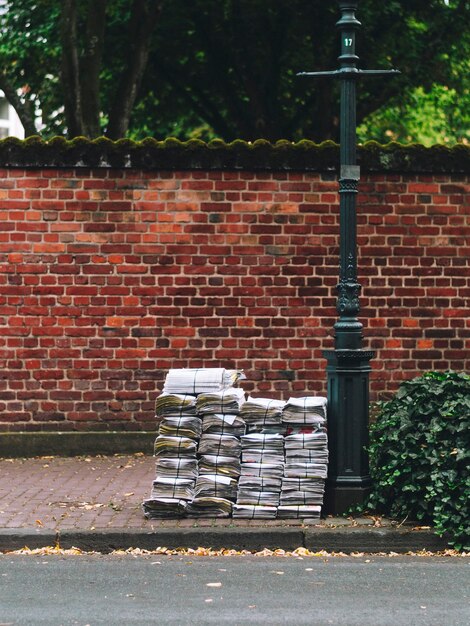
[0,98,10,121]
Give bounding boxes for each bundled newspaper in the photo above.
[163,368,244,394]
[241,450,284,464]
[277,505,321,519]
[154,435,198,457]
[150,477,195,500]
[240,397,286,433]
[144,423,199,517]
[279,396,328,519]
[155,393,198,417]
[281,396,327,425]
[198,454,241,478]
[186,497,233,517]
[283,462,328,479]
[158,416,202,439]
[235,413,285,518]
[236,488,280,507]
[241,433,285,456]
[198,433,242,456]
[202,413,246,436]
[194,473,238,500]
[284,431,328,451]
[240,462,284,479]
[238,474,282,492]
[194,387,245,511]
[284,432,328,479]
[142,497,188,518]
[196,387,246,415]
[232,504,277,519]
[280,477,325,505]
[155,457,198,480]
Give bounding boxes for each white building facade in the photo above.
[0,91,25,138]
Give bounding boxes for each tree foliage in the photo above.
[368,371,470,551]
[0,0,468,143]
[0,0,162,138]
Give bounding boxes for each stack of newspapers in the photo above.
[190,386,245,517]
[190,434,242,517]
[239,396,286,434]
[143,368,244,519]
[278,396,328,519]
[143,391,200,518]
[163,368,244,394]
[143,372,330,522]
[233,411,285,519]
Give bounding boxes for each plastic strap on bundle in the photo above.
[192,370,200,395]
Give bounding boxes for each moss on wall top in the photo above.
[0,136,468,174]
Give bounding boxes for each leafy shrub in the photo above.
[368,371,470,550]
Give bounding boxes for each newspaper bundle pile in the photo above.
[201,412,246,436]
[143,368,245,519]
[191,386,246,516]
[143,391,200,518]
[233,404,285,519]
[143,373,330,522]
[239,396,286,434]
[278,397,328,520]
[163,368,244,394]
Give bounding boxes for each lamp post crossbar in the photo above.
[298,1,399,513]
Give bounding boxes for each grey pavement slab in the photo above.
[0,455,449,553]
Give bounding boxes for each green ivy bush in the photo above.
[368,371,470,550]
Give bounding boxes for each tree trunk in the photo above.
[60,0,83,137]
[106,0,162,139]
[0,73,37,137]
[81,0,108,138]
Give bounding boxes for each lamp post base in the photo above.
[324,478,372,515]
[323,348,375,515]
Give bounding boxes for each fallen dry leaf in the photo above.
[80,503,105,510]
[6,545,87,556]
[3,545,468,558]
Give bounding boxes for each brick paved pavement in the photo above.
[0,454,154,531]
[0,454,324,531]
[0,455,449,553]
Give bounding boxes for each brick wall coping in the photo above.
[0,137,468,173]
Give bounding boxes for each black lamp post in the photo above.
[298,1,399,513]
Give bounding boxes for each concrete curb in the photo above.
[0,526,449,554]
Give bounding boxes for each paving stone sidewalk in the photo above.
[0,454,156,531]
[0,453,332,530]
[0,454,448,553]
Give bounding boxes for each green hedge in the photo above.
[368,371,470,551]
[0,136,468,172]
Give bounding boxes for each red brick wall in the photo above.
[0,167,468,431]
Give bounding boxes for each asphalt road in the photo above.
[0,554,468,625]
